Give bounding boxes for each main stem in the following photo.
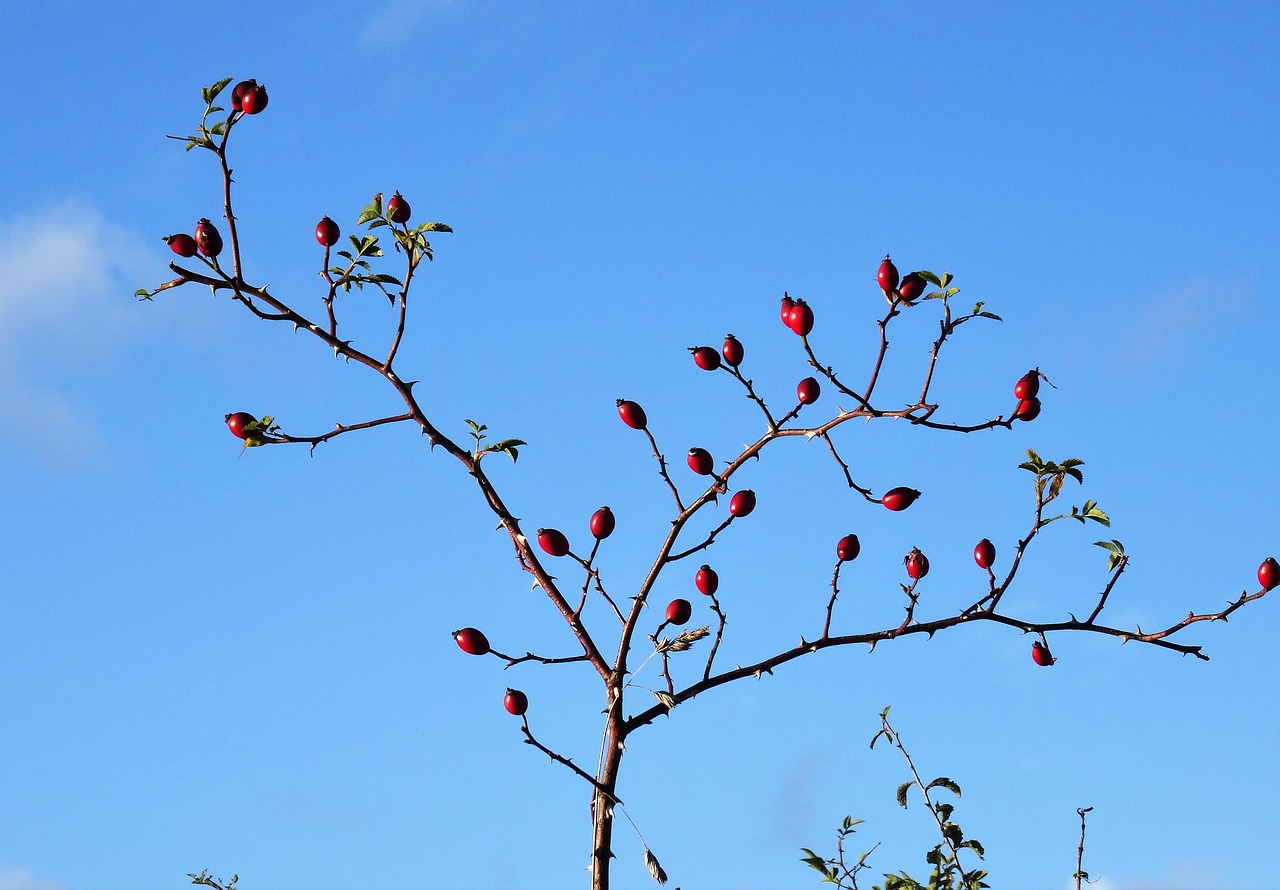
[591,676,626,890]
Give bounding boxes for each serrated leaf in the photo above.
[422,221,453,232]
[207,77,232,101]
[919,270,942,286]
[944,286,960,297]
[369,273,403,285]
[939,272,953,288]
[896,781,911,808]
[356,207,381,226]
[962,839,986,858]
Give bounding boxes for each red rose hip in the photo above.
[729,489,756,517]
[504,688,528,716]
[1014,370,1040,401]
[616,399,647,430]
[877,255,900,292]
[687,448,714,475]
[665,598,692,625]
[194,218,223,257]
[788,299,814,336]
[453,627,490,656]
[780,293,795,326]
[1259,557,1279,591]
[165,233,198,257]
[315,216,340,247]
[1031,640,1054,666]
[230,79,256,112]
[387,191,411,223]
[536,528,570,557]
[797,376,820,405]
[974,538,996,570]
[690,346,721,371]
[897,271,926,303]
[904,547,929,580]
[722,334,744,367]
[240,82,268,114]
[836,534,860,562]
[590,506,615,540]
[695,564,718,596]
[881,487,921,511]
[1014,397,1041,422]
[224,412,256,439]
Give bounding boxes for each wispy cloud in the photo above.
[357,0,466,48]
[0,866,69,890]
[0,200,157,463]
[1105,277,1247,375]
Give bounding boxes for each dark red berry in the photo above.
[315,216,340,247]
[877,255,900,292]
[897,271,927,303]
[1259,557,1279,591]
[836,534,860,562]
[695,564,718,596]
[387,191,411,223]
[780,293,795,326]
[240,82,268,114]
[504,688,528,716]
[788,299,814,336]
[974,538,996,570]
[617,399,647,430]
[1014,397,1041,421]
[665,598,692,625]
[797,376,820,405]
[590,506,615,540]
[729,489,756,517]
[1014,370,1040,401]
[536,528,570,557]
[881,487,921,511]
[194,218,223,257]
[722,334,744,367]
[687,447,714,476]
[1031,640,1054,667]
[165,233,197,257]
[904,547,929,580]
[691,346,721,371]
[224,412,256,439]
[453,627,490,656]
[230,79,256,112]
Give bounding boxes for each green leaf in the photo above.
[977,311,1003,321]
[896,781,911,808]
[939,272,953,288]
[926,777,961,797]
[919,270,942,286]
[134,288,152,300]
[944,286,959,298]
[422,221,453,232]
[961,839,986,858]
[207,77,232,102]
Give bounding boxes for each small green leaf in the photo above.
[926,776,961,797]
[939,272,953,288]
[422,221,453,232]
[896,781,911,808]
[978,311,1003,321]
[944,286,960,298]
[919,270,942,286]
[134,288,152,300]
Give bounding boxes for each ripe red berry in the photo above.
[722,334,744,367]
[904,547,930,580]
[315,216,340,247]
[230,79,256,112]
[691,346,721,371]
[897,271,926,304]
[504,688,528,716]
[881,487,921,511]
[797,376,821,405]
[165,233,198,257]
[590,506,615,540]
[836,534,860,562]
[665,598,692,625]
[1259,557,1279,591]
[194,218,223,257]
[1014,397,1041,422]
[240,82,268,114]
[1014,370,1040,401]
[695,564,719,596]
[617,399,647,430]
[224,412,256,439]
[453,627,490,656]
[877,255,900,292]
[788,300,814,336]
[780,293,795,326]
[729,489,756,517]
[687,447,714,475]
[974,538,996,570]
[1031,640,1054,667]
[387,191,411,223]
[536,528,570,557]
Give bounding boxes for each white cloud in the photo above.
[0,866,68,890]
[357,0,466,48]
[0,200,158,462]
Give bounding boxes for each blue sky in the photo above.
[1,3,1277,889]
